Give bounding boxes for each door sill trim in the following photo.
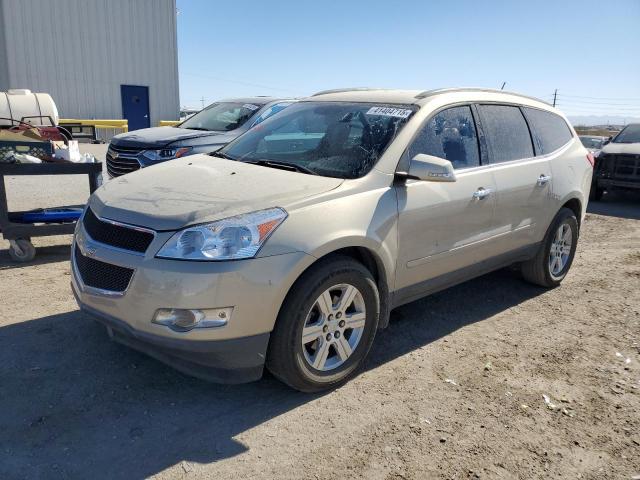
[392,242,539,309]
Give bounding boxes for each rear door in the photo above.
[475,104,554,251]
[395,105,498,292]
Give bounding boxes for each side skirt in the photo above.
[390,243,540,309]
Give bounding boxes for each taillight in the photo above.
[586,153,595,167]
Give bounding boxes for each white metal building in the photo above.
[0,0,179,130]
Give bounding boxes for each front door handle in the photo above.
[537,174,552,186]
[473,187,493,200]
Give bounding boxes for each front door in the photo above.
[395,105,498,294]
[121,85,150,131]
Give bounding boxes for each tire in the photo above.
[266,255,380,392]
[9,238,36,263]
[521,208,579,288]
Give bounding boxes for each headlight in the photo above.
[156,208,287,261]
[142,147,192,162]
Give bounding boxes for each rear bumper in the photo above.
[75,288,270,383]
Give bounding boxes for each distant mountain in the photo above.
[567,115,640,127]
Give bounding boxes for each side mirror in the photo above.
[406,154,456,182]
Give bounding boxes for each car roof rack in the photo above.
[415,87,551,105]
[311,87,383,96]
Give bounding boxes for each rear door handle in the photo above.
[472,187,493,200]
[537,174,552,186]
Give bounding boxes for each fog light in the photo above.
[152,308,232,331]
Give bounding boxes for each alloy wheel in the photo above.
[301,283,366,371]
[549,222,572,277]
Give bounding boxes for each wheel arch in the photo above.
[276,243,393,331]
[559,195,583,228]
[320,246,392,329]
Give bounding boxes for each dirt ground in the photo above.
[0,165,638,479]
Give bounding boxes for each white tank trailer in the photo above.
[0,89,59,127]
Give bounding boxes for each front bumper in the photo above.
[71,220,315,383]
[74,289,270,383]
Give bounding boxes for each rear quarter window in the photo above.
[523,107,573,154]
[477,105,534,163]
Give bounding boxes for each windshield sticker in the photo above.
[366,106,413,119]
[243,103,260,111]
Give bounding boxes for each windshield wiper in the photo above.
[211,151,236,160]
[184,127,210,131]
[245,159,318,175]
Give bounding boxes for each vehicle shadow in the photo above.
[587,190,640,220]
[0,268,544,479]
[0,243,72,270]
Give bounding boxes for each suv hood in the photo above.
[111,127,237,149]
[600,142,640,155]
[91,155,343,230]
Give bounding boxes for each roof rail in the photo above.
[311,87,383,97]
[415,87,551,105]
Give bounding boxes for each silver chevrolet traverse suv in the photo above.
[72,88,593,392]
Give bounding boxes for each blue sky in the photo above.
[176,0,640,119]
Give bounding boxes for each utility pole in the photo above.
[200,97,205,109]
[553,89,558,107]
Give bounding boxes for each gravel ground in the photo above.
[0,158,638,479]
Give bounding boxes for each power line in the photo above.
[555,103,640,112]
[555,97,640,107]
[553,93,640,101]
[181,72,304,96]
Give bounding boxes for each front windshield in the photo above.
[219,102,417,178]
[613,124,640,144]
[580,136,604,149]
[179,102,264,131]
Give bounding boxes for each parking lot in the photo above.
[0,149,638,479]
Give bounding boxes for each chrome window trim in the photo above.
[397,100,575,176]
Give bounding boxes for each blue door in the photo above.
[121,85,150,131]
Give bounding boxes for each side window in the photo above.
[477,105,534,163]
[406,105,480,170]
[523,107,573,154]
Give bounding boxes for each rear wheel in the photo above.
[521,208,578,288]
[267,256,379,392]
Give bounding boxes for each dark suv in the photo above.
[106,97,294,177]
[591,124,640,200]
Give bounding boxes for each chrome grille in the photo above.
[106,145,142,177]
[83,208,154,253]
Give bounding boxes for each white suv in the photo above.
[72,87,593,391]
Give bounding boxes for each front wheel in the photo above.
[521,208,579,288]
[266,256,380,392]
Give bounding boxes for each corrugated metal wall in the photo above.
[0,0,179,126]
[0,3,9,88]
